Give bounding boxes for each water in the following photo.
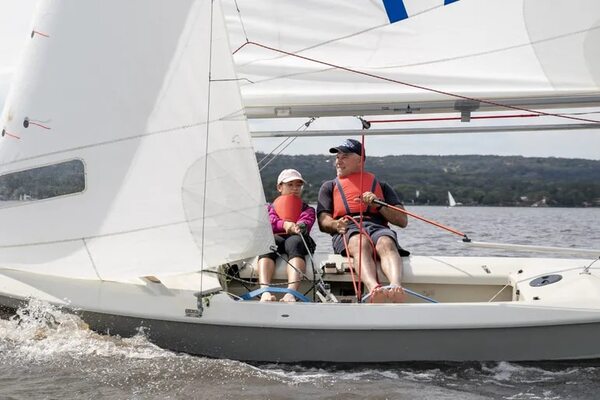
[1,207,600,399]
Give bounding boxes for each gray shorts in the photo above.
[332,220,410,257]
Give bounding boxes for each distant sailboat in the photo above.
[448,191,461,207]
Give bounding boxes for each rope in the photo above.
[357,134,366,300]
[298,231,319,301]
[340,214,378,301]
[341,232,360,297]
[205,269,304,288]
[31,30,49,38]
[1,129,20,139]
[368,114,540,124]
[488,284,510,302]
[373,199,469,241]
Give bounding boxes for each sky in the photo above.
[1,1,599,160]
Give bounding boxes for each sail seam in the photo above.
[0,111,245,169]
[0,196,265,249]
[0,219,190,249]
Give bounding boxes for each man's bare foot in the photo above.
[386,285,405,303]
[369,285,405,303]
[260,292,276,302]
[280,293,297,302]
[368,284,386,303]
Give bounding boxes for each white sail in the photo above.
[0,0,273,280]
[448,191,457,207]
[222,0,600,118]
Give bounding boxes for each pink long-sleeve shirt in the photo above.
[268,202,316,234]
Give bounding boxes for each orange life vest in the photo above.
[332,172,384,219]
[272,194,303,222]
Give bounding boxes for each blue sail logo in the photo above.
[382,0,459,23]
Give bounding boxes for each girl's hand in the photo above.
[283,221,299,234]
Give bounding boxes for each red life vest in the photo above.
[272,194,303,222]
[332,172,384,219]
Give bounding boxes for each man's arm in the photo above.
[378,202,407,228]
[362,182,408,228]
[318,211,348,234]
[316,180,348,234]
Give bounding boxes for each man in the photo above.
[317,138,409,303]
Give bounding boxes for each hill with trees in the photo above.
[257,153,600,207]
[1,155,598,208]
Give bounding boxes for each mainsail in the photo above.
[0,0,273,280]
[222,0,600,118]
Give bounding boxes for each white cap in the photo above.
[277,169,305,184]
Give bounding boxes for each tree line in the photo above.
[257,153,600,207]
[1,154,598,208]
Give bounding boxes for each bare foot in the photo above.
[280,293,297,303]
[369,285,405,303]
[386,285,405,303]
[369,286,387,303]
[260,292,276,302]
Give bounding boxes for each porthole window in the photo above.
[0,159,85,207]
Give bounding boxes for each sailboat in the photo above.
[448,191,458,207]
[1,0,600,362]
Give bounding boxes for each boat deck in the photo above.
[226,254,518,303]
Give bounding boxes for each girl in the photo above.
[258,169,316,302]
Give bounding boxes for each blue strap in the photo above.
[334,177,352,215]
[240,287,310,302]
[361,285,438,303]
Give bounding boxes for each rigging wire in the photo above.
[197,0,216,305]
[258,117,316,171]
[582,257,600,275]
[257,137,295,167]
[232,0,250,43]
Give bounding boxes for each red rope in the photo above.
[368,114,540,124]
[357,134,366,300]
[1,130,20,139]
[31,30,50,38]
[341,214,378,301]
[341,232,360,296]
[28,122,51,130]
[235,41,600,125]
[375,200,468,239]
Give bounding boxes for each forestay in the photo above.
[222,0,600,118]
[0,0,273,280]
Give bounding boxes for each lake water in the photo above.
[1,206,600,400]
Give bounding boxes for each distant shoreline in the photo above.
[259,153,600,208]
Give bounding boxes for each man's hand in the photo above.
[362,191,378,206]
[335,218,348,234]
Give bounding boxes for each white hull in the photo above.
[1,255,599,362]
